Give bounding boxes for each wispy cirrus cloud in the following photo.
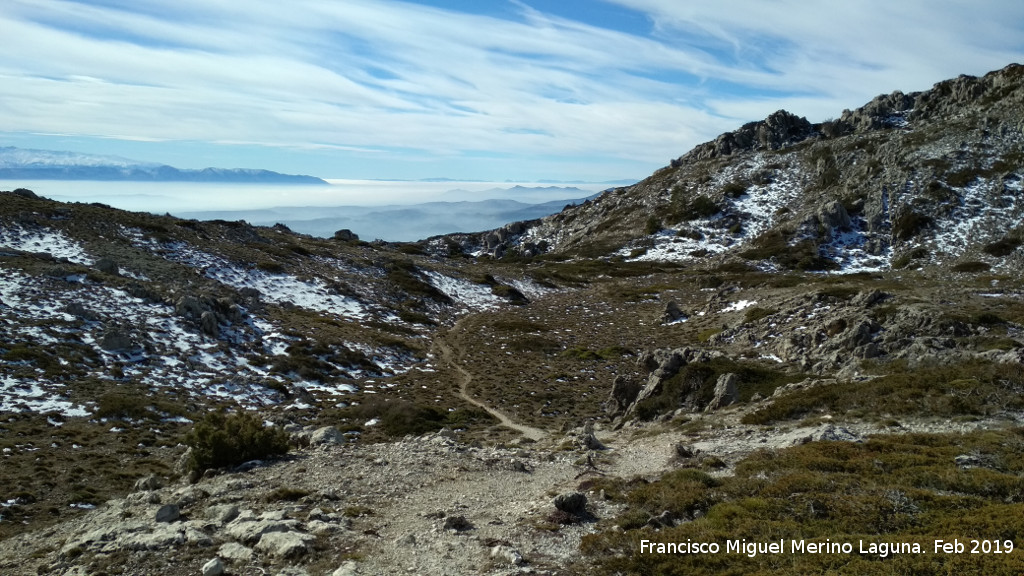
[0,0,1020,180]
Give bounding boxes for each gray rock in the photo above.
[186,527,213,547]
[577,431,605,450]
[606,375,641,417]
[333,229,359,242]
[155,504,180,523]
[223,518,296,545]
[175,295,207,319]
[204,504,239,525]
[662,300,687,324]
[814,425,861,443]
[706,373,739,411]
[94,257,119,275]
[217,542,253,563]
[100,326,135,351]
[852,290,888,308]
[122,524,186,551]
[553,492,587,515]
[816,200,852,238]
[310,426,344,445]
[202,558,224,576]
[332,561,360,576]
[200,311,219,337]
[134,474,164,492]
[254,531,315,558]
[64,302,98,320]
[490,545,525,565]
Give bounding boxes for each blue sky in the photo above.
[1,0,1022,182]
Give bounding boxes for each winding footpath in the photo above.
[434,328,547,442]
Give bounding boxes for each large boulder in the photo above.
[100,325,135,351]
[309,426,344,446]
[154,504,180,523]
[254,531,315,558]
[705,373,739,411]
[816,200,852,239]
[333,229,359,242]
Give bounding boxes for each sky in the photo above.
[1,0,1022,182]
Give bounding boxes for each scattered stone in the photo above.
[186,527,213,547]
[155,504,180,523]
[954,454,990,469]
[94,257,120,275]
[662,300,688,324]
[674,443,697,459]
[332,561,360,576]
[202,557,225,576]
[490,545,525,566]
[217,542,253,563]
[646,510,677,528]
[553,492,587,515]
[705,373,739,411]
[223,517,296,545]
[64,302,98,320]
[310,426,345,446]
[100,325,135,351]
[254,531,315,558]
[333,229,359,242]
[134,475,164,492]
[200,311,219,337]
[813,425,861,443]
[205,504,240,525]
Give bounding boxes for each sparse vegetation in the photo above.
[582,428,1024,575]
[185,411,290,474]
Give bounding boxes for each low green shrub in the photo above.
[743,307,777,323]
[348,399,494,437]
[581,429,1024,575]
[983,237,1022,257]
[185,411,289,473]
[742,360,1024,425]
[952,261,992,273]
[892,211,933,240]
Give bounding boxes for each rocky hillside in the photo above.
[448,63,1024,276]
[2,64,1024,576]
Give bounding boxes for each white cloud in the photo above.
[0,0,1020,179]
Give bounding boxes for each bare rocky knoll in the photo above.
[2,64,1024,575]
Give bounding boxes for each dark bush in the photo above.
[892,211,933,241]
[385,260,452,304]
[491,284,528,304]
[185,411,289,474]
[952,261,991,273]
[644,216,662,235]
[983,237,1022,257]
[721,180,748,198]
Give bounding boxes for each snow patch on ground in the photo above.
[929,176,1023,264]
[820,226,892,274]
[126,233,369,319]
[722,300,757,313]
[423,271,502,309]
[0,225,94,265]
[0,376,89,417]
[621,154,803,263]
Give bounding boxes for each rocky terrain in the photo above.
[2,63,1024,575]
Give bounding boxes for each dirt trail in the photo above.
[435,323,547,442]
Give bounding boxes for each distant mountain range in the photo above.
[177,194,600,242]
[0,146,326,184]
